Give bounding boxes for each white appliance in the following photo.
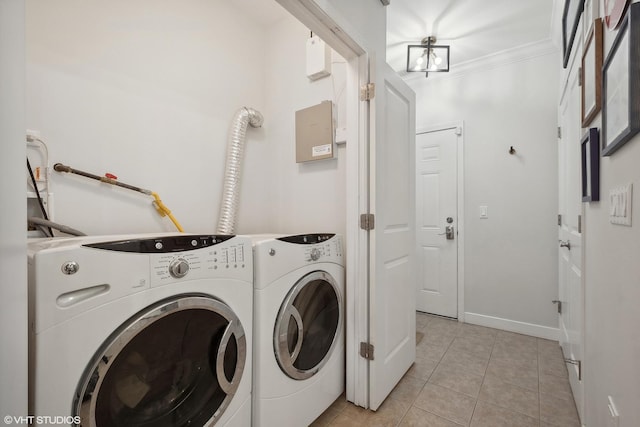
[251,233,345,427]
[28,233,253,427]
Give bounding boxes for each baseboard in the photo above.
[464,312,560,341]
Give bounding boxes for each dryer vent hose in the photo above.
[216,107,263,235]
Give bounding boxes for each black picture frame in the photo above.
[602,2,640,156]
[563,0,585,68]
[581,128,600,202]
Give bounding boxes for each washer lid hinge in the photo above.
[360,342,375,360]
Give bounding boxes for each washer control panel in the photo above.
[83,234,234,253]
[82,234,249,287]
[149,238,248,286]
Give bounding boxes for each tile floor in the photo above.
[311,312,581,427]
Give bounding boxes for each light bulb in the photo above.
[434,56,443,66]
[415,56,424,65]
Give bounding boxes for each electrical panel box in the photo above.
[295,101,335,163]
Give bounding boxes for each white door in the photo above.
[415,127,459,318]
[558,37,584,422]
[368,57,416,411]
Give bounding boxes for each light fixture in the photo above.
[406,36,450,78]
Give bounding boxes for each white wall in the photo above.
[26,0,346,238]
[262,14,347,236]
[26,0,268,235]
[410,49,561,332]
[0,0,28,416]
[584,131,640,427]
[581,1,640,425]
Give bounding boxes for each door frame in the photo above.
[274,0,371,408]
[416,121,465,321]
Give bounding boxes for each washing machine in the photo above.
[251,233,345,427]
[28,233,253,427]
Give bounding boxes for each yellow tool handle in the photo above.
[151,192,184,232]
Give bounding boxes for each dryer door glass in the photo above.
[274,271,342,380]
[74,295,246,427]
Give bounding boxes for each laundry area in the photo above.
[20,0,358,426]
[8,0,402,425]
[4,0,640,426]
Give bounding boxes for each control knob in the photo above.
[310,248,321,261]
[169,258,190,278]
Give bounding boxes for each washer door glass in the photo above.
[74,295,246,427]
[274,271,342,380]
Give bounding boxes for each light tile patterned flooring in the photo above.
[311,312,581,427]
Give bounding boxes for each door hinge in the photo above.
[557,127,562,138]
[360,342,375,360]
[578,214,582,233]
[360,83,375,101]
[360,213,375,231]
[564,358,582,381]
[552,300,562,314]
[578,68,582,86]
[558,214,562,226]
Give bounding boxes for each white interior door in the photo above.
[368,57,416,411]
[415,127,459,318]
[558,37,584,423]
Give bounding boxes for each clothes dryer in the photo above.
[251,233,345,427]
[28,233,252,427]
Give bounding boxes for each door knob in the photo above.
[438,225,455,240]
[559,240,571,250]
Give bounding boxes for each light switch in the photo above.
[480,205,488,219]
[609,183,633,226]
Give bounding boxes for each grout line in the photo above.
[468,332,499,426]
[537,338,542,425]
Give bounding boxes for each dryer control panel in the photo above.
[271,234,343,264]
[303,239,342,262]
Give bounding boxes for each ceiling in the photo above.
[234,0,558,77]
[386,0,557,76]
[231,0,289,28]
